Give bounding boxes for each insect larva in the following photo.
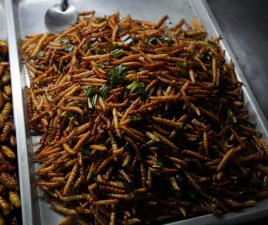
[0,122,13,142]
[123,218,141,225]
[95,199,119,205]
[152,116,183,129]
[107,193,133,200]
[122,127,145,143]
[50,201,77,215]
[99,185,125,194]
[96,157,113,174]
[63,163,79,195]
[0,172,16,190]
[0,196,10,216]
[0,162,14,173]
[89,144,107,151]
[56,192,84,202]
[109,211,116,225]
[119,169,131,183]
[224,199,256,208]
[168,156,188,168]
[96,175,125,189]
[8,191,21,208]
[3,85,12,96]
[113,108,121,138]
[217,145,242,172]
[0,215,4,225]
[182,150,210,161]
[9,135,16,147]
[203,131,208,154]
[58,216,74,225]
[152,131,178,150]
[170,177,181,191]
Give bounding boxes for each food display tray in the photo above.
[2,0,268,224]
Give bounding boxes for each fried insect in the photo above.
[0,41,21,224]
[22,11,268,225]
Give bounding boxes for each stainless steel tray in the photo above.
[3,0,268,225]
[0,0,6,40]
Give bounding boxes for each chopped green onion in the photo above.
[66,111,74,118]
[98,62,105,69]
[95,47,106,55]
[83,42,91,53]
[64,44,74,53]
[148,37,159,45]
[112,43,120,50]
[58,37,69,45]
[127,81,147,100]
[130,115,143,121]
[160,37,175,44]
[99,84,109,98]
[84,87,98,97]
[37,50,45,58]
[95,17,106,23]
[87,94,98,109]
[108,65,127,88]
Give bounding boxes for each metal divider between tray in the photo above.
[4,0,34,224]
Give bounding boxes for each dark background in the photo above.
[208,0,268,120]
[208,0,268,224]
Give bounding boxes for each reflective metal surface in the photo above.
[3,0,268,225]
[45,0,78,33]
[0,0,6,39]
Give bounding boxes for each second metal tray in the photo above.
[4,0,268,225]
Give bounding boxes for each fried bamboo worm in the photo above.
[217,145,242,172]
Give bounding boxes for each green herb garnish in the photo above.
[58,38,69,45]
[110,49,124,58]
[83,42,91,53]
[160,37,175,44]
[108,65,127,88]
[98,61,105,69]
[58,38,74,53]
[84,87,98,97]
[176,60,188,76]
[130,114,143,121]
[66,111,74,118]
[95,17,106,24]
[37,50,45,58]
[64,44,74,53]
[148,37,159,45]
[112,43,120,50]
[127,81,146,99]
[99,84,109,98]
[87,94,98,109]
[95,47,106,55]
